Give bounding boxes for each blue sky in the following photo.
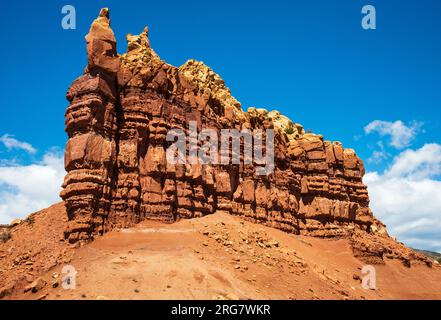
[0,1,440,252]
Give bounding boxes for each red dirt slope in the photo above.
[1,203,441,300]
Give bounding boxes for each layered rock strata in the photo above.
[60,9,427,266]
[61,9,372,241]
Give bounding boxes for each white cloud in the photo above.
[385,143,441,179]
[0,134,37,154]
[367,150,387,164]
[0,150,65,224]
[364,120,422,149]
[367,141,389,164]
[364,143,441,253]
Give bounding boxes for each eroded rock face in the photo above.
[60,9,421,265]
[61,9,371,242]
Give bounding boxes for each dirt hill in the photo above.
[1,203,441,300]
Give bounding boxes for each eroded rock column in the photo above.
[61,9,119,242]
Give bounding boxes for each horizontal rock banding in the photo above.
[61,9,373,244]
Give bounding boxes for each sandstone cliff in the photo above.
[60,9,429,266]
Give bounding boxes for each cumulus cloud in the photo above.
[386,144,441,179]
[364,120,422,149]
[0,134,37,154]
[364,143,441,253]
[0,150,65,224]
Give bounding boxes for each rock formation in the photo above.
[60,9,429,266]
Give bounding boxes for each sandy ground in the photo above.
[2,204,441,300]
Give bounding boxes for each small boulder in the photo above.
[25,278,47,293]
[225,293,240,300]
[10,219,23,227]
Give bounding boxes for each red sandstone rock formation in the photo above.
[60,9,429,266]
